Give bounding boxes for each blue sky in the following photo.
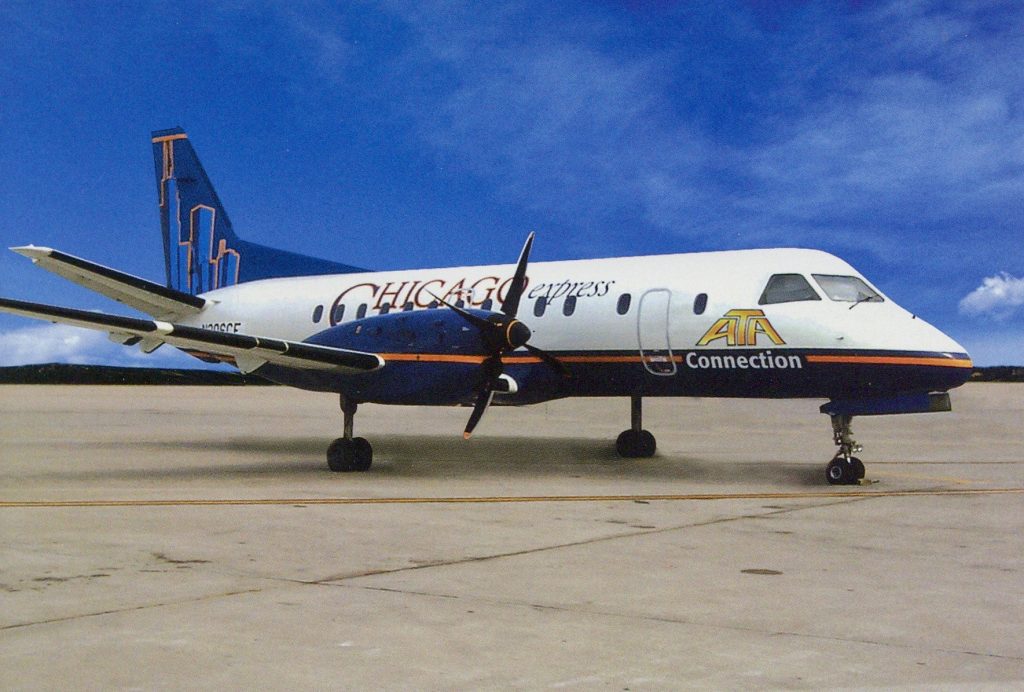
[0,1,1022,367]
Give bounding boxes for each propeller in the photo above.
[433,232,570,438]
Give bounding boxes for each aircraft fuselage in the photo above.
[186,247,970,406]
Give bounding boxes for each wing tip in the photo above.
[10,245,52,259]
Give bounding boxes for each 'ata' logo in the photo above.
[697,309,785,347]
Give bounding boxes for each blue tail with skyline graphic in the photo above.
[152,127,367,295]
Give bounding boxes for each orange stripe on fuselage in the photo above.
[177,350,972,369]
[805,355,973,368]
[380,353,489,364]
[378,354,673,365]
[380,353,972,368]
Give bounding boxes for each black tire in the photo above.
[637,430,657,457]
[616,430,657,458]
[616,430,636,457]
[327,438,355,472]
[825,457,859,485]
[351,437,373,472]
[850,457,865,480]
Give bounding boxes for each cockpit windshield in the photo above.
[758,274,821,305]
[812,274,883,304]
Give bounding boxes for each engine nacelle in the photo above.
[307,309,489,356]
[301,310,492,404]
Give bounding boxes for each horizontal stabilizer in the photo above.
[0,297,384,375]
[11,246,206,320]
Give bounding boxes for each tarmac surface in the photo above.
[1,383,1022,689]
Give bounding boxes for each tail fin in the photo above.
[152,127,368,295]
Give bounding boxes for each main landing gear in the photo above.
[825,414,865,485]
[327,395,373,472]
[616,395,656,458]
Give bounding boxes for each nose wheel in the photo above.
[826,414,864,485]
[327,395,373,472]
[826,455,865,485]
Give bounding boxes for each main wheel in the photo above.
[327,438,356,472]
[351,437,373,472]
[326,438,373,472]
[616,430,657,458]
[636,430,656,457]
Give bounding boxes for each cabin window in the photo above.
[331,304,345,323]
[481,298,494,311]
[693,293,708,315]
[813,274,883,304]
[380,302,392,315]
[356,304,368,319]
[534,296,547,317]
[312,305,324,323]
[758,274,821,305]
[455,299,465,309]
[402,301,414,312]
[563,295,577,316]
[616,293,631,315]
[428,300,440,309]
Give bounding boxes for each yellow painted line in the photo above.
[1,488,1022,509]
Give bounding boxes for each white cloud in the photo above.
[0,323,111,366]
[0,322,203,368]
[959,273,1024,319]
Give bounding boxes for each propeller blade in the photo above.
[429,291,493,330]
[524,343,572,378]
[464,355,504,439]
[501,232,535,318]
[464,388,495,439]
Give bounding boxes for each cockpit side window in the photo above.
[812,274,883,304]
[758,274,821,305]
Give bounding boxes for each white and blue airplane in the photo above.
[0,128,973,484]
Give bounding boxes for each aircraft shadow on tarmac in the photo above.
[48,435,824,486]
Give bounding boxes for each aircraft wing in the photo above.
[0,297,384,374]
[11,246,206,320]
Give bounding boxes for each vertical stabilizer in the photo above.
[151,127,367,295]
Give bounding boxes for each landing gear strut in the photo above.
[825,414,864,485]
[616,395,656,458]
[327,395,372,472]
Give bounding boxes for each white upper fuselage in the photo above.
[185,247,966,358]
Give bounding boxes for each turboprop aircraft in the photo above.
[0,128,973,484]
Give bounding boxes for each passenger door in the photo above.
[637,288,676,376]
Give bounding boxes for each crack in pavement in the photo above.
[8,488,1016,669]
[341,582,1024,663]
[1,588,263,631]
[288,493,1024,663]
[298,495,869,585]
[4,498,842,631]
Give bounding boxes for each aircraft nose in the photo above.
[924,324,973,390]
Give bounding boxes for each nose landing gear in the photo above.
[327,394,373,472]
[826,414,864,485]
